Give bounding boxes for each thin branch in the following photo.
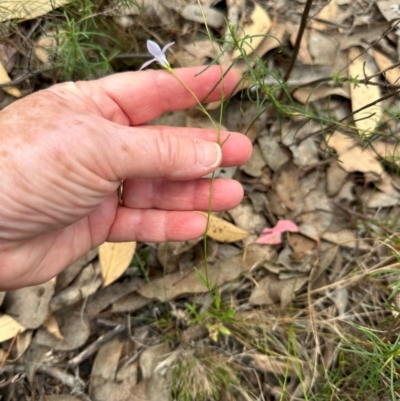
[67,324,125,369]
[283,0,314,82]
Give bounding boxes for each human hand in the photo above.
[0,66,252,289]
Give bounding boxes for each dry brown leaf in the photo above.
[0,0,74,22]
[311,0,339,30]
[42,314,64,340]
[0,43,17,72]
[0,60,21,97]
[181,4,225,29]
[372,49,400,85]
[9,330,32,361]
[348,48,383,135]
[85,276,146,315]
[99,241,136,287]
[249,274,308,308]
[293,85,349,104]
[56,248,98,292]
[377,0,400,22]
[0,314,25,342]
[91,337,124,384]
[287,233,316,259]
[325,131,383,179]
[338,22,392,50]
[3,282,54,329]
[137,246,274,302]
[231,2,271,59]
[34,34,58,65]
[240,143,266,177]
[111,292,151,313]
[326,159,348,196]
[275,162,300,211]
[35,306,90,351]
[51,261,103,312]
[322,230,369,250]
[363,190,400,208]
[140,342,171,380]
[299,187,333,241]
[308,31,340,65]
[289,25,313,64]
[256,22,285,57]
[205,214,250,242]
[228,202,267,233]
[258,135,289,172]
[234,22,286,73]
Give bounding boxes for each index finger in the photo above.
[89,66,241,125]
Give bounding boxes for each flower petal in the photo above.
[139,58,156,70]
[161,41,175,53]
[147,40,163,58]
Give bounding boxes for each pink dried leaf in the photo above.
[255,220,299,245]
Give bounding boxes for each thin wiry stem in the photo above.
[168,68,221,290]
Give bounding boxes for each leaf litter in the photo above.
[2,1,400,400]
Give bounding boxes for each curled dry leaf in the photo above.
[204,214,250,242]
[99,241,136,287]
[348,47,383,135]
[0,314,25,342]
[0,0,75,22]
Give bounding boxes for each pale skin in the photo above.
[0,66,252,290]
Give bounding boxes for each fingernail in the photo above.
[195,140,222,169]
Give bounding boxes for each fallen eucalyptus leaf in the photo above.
[0,60,21,97]
[0,314,25,342]
[205,214,250,242]
[348,48,383,135]
[0,0,74,22]
[231,2,271,59]
[99,242,136,287]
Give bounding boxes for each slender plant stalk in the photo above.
[168,69,223,291]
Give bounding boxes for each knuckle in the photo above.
[155,131,182,175]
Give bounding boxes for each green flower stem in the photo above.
[168,67,223,292]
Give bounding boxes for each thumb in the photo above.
[97,124,222,181]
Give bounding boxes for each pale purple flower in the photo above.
[140,40,175,70]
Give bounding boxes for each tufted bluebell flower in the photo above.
[140,40,175,71]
